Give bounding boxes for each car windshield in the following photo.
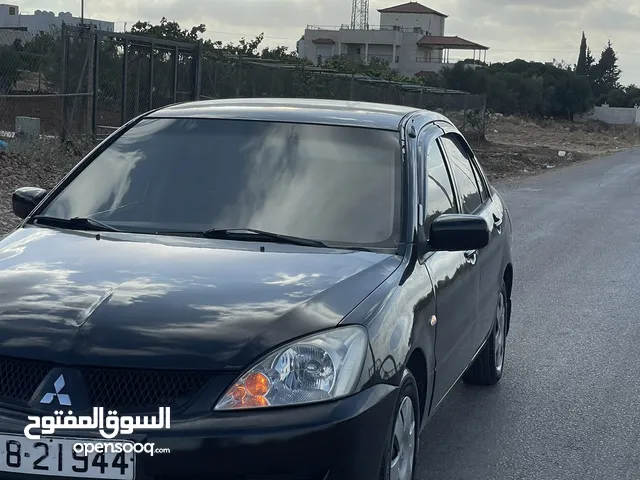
[38,118,403,249]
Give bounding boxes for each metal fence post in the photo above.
[148,42,154,110]
[121,39,128,124]
[60,23,68,142]
[91,31,100,137]
[236,56,242,97]
[194,40,203,100]
[173,46,179,103]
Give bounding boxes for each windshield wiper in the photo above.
[32,215,121,232]
[198,228,328,248]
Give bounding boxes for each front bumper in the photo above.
[0,383,397,480]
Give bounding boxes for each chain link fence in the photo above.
[0,28,64,136]
[60,25,200,140]
[1,26,486,142]
[200,57,485,121]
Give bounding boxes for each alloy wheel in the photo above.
[389,395,416,480]
[495,291,506,374]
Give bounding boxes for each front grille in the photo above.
[0,356,52,402]
[81,366,212,410]
[0,356,213,411]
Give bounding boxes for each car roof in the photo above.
[146,98,448,131]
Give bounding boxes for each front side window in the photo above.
[425,139,456,231]
[39,118,402,249]
[440,135,483,214]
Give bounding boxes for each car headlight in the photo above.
[214,326,368,410]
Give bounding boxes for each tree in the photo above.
[552,58,572,71]
[626,84,640,106]
[439,59,594,119]
[585,47,595,73]
[576,32,587,75]
[130,17,205,42]
[260,45,305,63]
[556,74,593,120]
[590,40,621,97]
[206,34,265,57]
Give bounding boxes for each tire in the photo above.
[463,279,508,386]
[379,369,420,480]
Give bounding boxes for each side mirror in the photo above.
[12,187,48,219]
[428,214,490,252]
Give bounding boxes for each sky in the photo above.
[18,0,640,86]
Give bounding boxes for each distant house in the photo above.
[0,3,114,34]
[299,1,488,77]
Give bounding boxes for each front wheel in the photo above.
[379,370,420,480]
[463,279,508,386]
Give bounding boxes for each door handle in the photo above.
[493,213,503,233]
[464,250,477,265]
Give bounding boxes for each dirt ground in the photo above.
[1,116,639,235]
[467,115,640,181]
[0,137,89,234]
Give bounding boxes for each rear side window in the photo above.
[425,140,456,230]
[440,136,483,214]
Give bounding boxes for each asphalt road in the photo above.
[417,149,640,480]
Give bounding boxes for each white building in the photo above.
[299,1,488,77]
[0,3,114,33]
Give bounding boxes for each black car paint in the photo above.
[0,99,513,478]
[0,226,402,373]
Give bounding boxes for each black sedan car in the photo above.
[0,99,513,480]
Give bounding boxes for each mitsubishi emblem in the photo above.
[40,374,72,406]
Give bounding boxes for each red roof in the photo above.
[312,38,335,45]
[378,2,447,17]
[417,35,489,50]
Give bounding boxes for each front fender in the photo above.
[340,248,436,426]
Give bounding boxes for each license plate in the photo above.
[0,434,135,479]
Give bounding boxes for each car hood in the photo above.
[0,226,401,370]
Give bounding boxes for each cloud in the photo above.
[469,0,594,9]
[582,4,640,32]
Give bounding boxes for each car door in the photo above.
[462,136,507,345]
[438,132,502,352]
[418,127,481,409]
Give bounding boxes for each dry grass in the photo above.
[0,136,93,234]
[463,115,640,181]
[487,115,640,155]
